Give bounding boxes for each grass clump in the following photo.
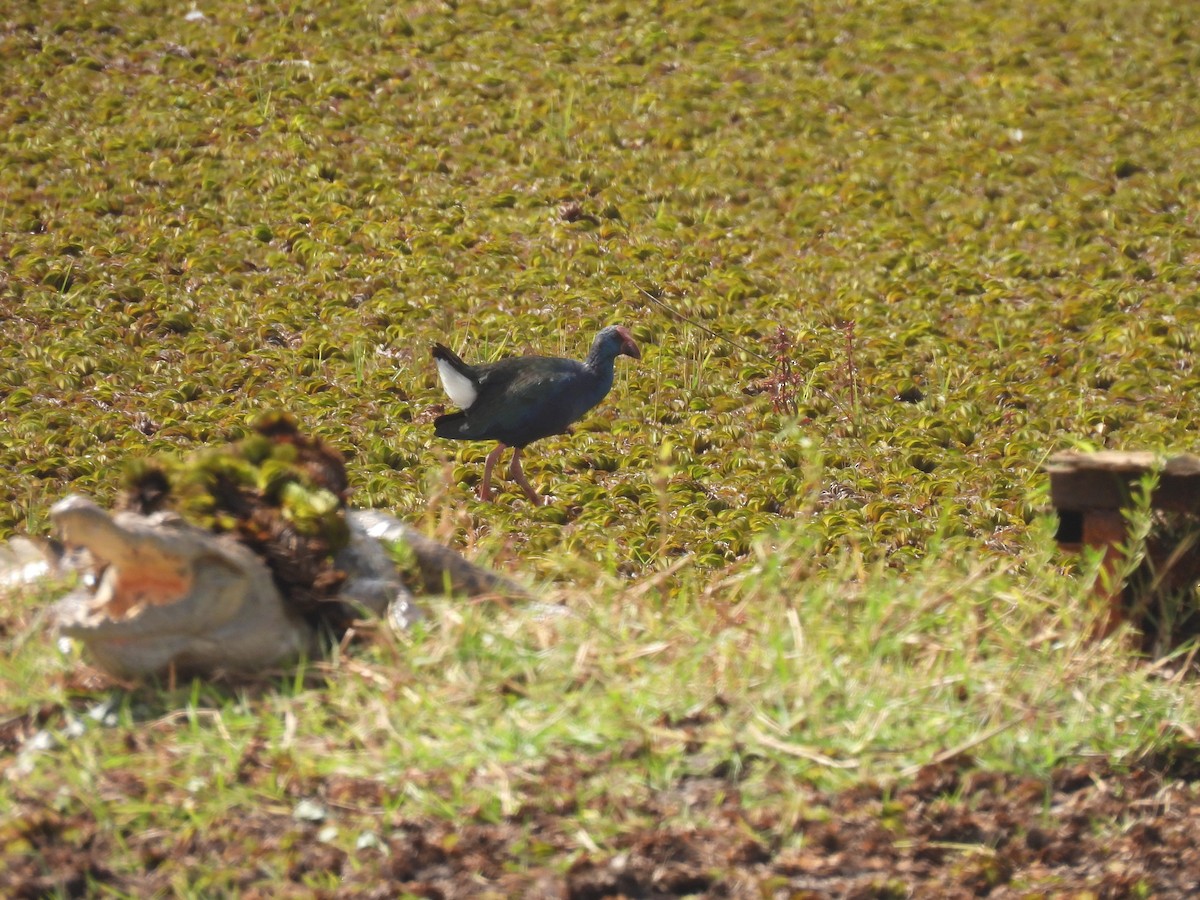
[4,535,1198,893]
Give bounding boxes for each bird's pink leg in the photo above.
[481,443,506,501]
[508,448,544,506]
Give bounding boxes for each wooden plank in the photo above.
[1046,452,1200,645]
[1044,451,1200,475]
[1044,452,1200,514]
[1080,509,1128,635]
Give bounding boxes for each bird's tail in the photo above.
[432,343,480,408]
[431,343,470,374]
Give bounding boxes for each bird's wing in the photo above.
[467,359,593,436]
[472,357,572,399]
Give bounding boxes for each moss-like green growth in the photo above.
[119,413,351,617]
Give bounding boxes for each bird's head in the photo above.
[594,325,642,362]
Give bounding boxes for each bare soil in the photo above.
[5,744,1199,899]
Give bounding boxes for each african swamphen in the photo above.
[432,325,641,505]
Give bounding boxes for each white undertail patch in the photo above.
[436,358,478,408]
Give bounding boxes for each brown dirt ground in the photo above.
[4,733,1200,899]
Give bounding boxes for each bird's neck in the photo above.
[584,348,618,374]
[583,353,617,399]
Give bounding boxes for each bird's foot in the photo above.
[513,475,544,506]
[511,478,544,506]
